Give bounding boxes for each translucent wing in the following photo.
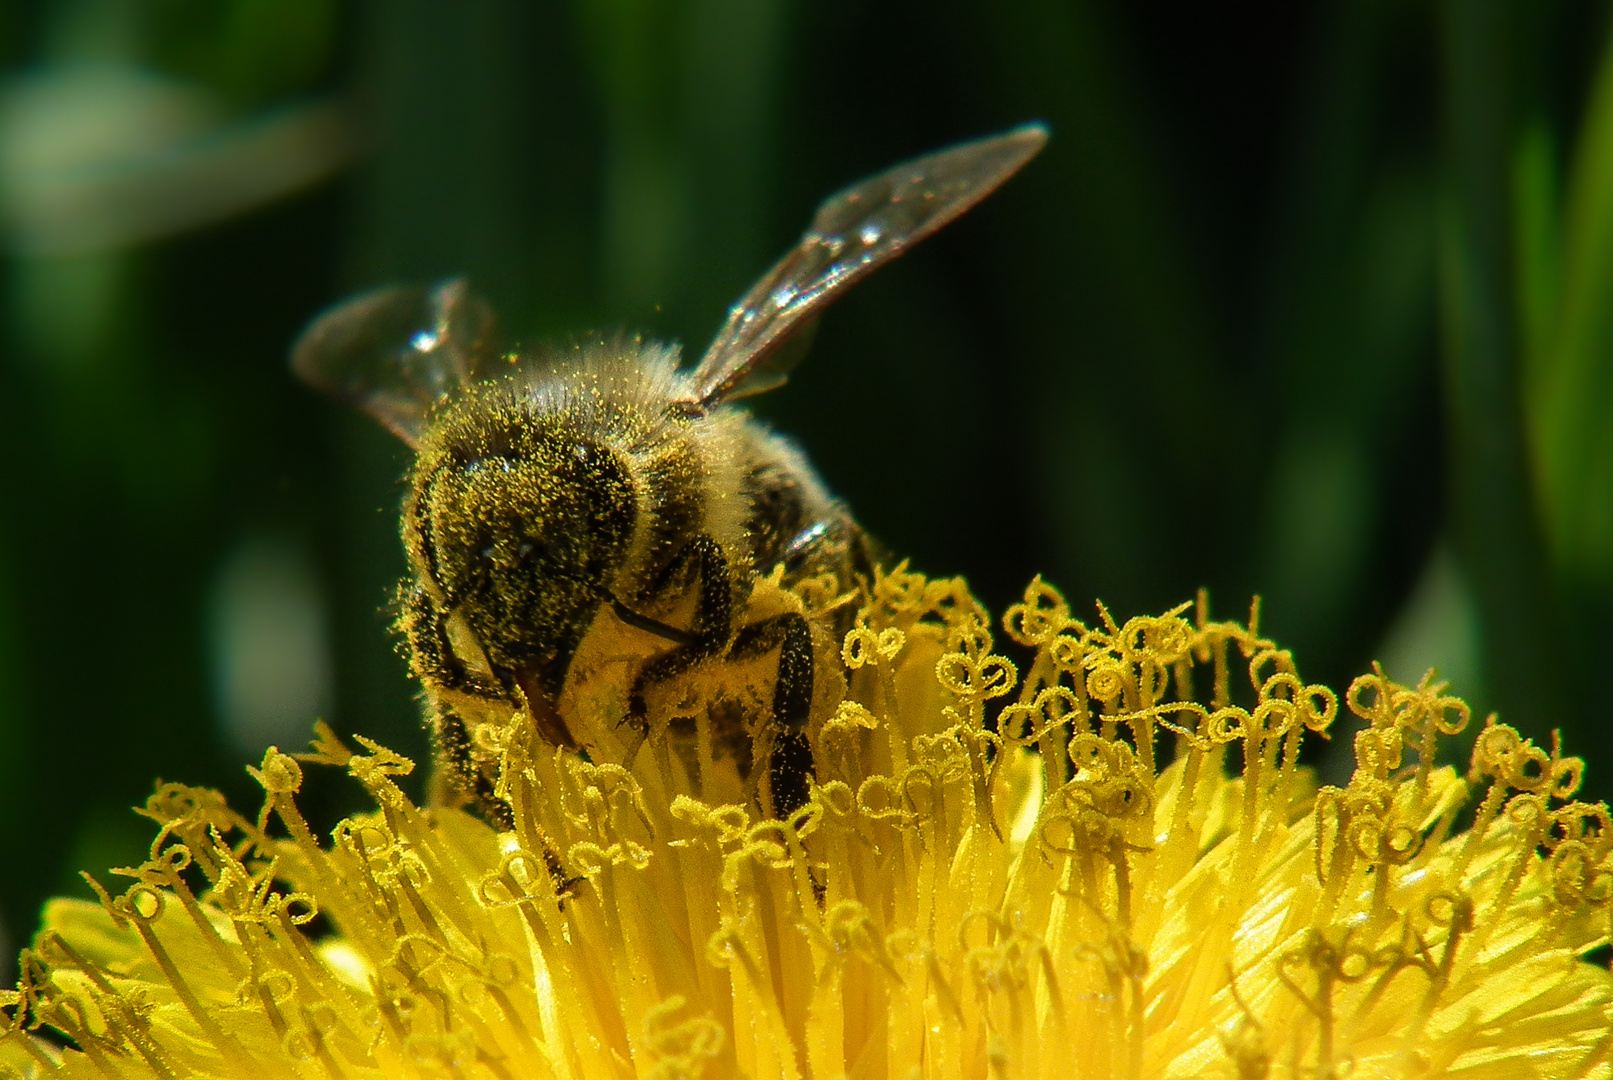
[679,122,1048,415]
[290,278,496,446]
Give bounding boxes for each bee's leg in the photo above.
[407,597,504,763]
[401,585,498,696]
[643,534,736,644]
[402,586,509,817]
[402,590,576,896]
[727,612,816,821]
[433,702,580,897]
[431,706,515,829]
[625,535,734,734]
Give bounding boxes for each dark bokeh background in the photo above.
[4,0,1613,965]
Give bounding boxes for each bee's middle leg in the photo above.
[728,612,816,821]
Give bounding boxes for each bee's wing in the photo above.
[290,278,496,447]
[678,123,1048,415]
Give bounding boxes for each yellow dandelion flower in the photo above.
[3,568,1611,1079]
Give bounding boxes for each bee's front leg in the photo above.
[409,593,577,896]
[399,585,505,698]
[727,612,816,821]
[625,534,735,732]
[401,589,514,813]
[430,704,515,828]
[433,702,577,897]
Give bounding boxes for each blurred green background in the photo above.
[3,0,1613,966]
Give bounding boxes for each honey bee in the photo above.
[293,124,1046,829]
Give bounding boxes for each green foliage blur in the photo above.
[3,0,1612,967]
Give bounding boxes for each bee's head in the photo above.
[405,398,637,705]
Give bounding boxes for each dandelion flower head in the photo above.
[3,568,1611,1078]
